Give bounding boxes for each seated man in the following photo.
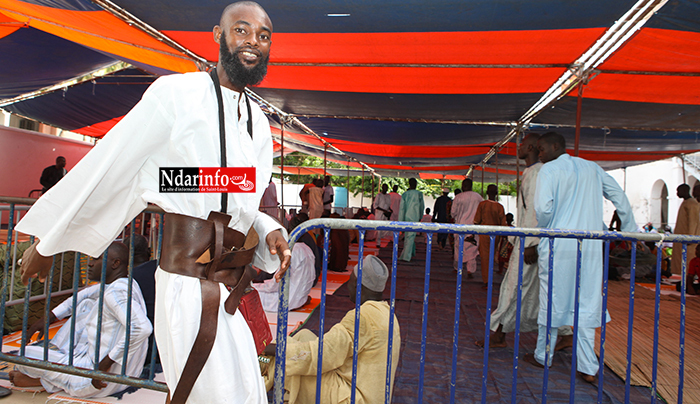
[265,254,401,404]
[10,241,152,398]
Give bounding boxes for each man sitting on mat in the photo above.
[263,254,401,403]
[10,242,151,398]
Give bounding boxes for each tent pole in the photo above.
[574,82,584,157]
[346,158,350,216]
[479,163,483,197]
[280,121,285,222]
[361,167,365,208]
[516,129,522,204]
[495,149,499,188]
[682,154,686,183]
[324,145,327,177]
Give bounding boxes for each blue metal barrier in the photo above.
[3,197,700,403]
[277,218,700,404]
[0,197,167,393]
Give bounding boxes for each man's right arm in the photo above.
[15,76,173,262]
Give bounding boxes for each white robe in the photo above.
[535,153,635,328]
[450,191,483,269]
[254,242,315,312]
[389,192,402,221]
[490,162,541,333]
[16,72,283,403]
[17,279,151,398]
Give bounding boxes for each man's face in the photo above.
[381,184,388,194]
[217,5,272,90]
[537,140,558,164]
[56,158,66,169]
[518,135,535,160]
[88,255,104,282]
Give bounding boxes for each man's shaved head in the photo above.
[220,1,271,30]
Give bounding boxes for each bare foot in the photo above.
[578,371,596,383]
[9,370,42,387]
[474,338,507,348]
[555,334,573,351]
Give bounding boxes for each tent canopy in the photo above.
[1,0,699,181]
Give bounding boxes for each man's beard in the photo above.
[219,31,269,89]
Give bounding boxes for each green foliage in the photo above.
[273,152,517,198]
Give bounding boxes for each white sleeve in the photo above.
[601,168,636,232]
[16,79,173,257]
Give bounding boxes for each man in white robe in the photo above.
[373,184,392,247]
[526,132,635,382]
[389,185,402,222]
[261,177,279,218]
[11,242,151,398]
[16,3,291,403]
[323,175,334,212]
[450,179,483,275]
[478,133,542,347]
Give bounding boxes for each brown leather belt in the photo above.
[160,211,258,404]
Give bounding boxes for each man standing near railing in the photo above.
[477,133,543,348]
[450,178,483,276]
[15,2,291,404]
[373,183,392,248]
[671,183,700,274]
[398,178,424,262]
[39,156,67,194]
[525,131,635,383]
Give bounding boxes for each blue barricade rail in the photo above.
[3,195,700,403]
[279,218,700,404]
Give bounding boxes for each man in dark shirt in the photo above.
[432,187,452,249]
[40,156,67,194]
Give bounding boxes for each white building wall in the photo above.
[606,156,700,231]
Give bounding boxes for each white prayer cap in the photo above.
[353,255,389,293]
[442,187,450,193]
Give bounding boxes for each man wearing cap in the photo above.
[268,254,401,403]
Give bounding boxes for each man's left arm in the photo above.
[601,170,636,232]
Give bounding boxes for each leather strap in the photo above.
[161,212,258,404]
[169,279,220,404]
[209,68,254,214]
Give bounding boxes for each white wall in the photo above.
[606,156,698,231]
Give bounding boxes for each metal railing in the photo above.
[275,218,700,404]
[0,197,167,393]
[3,194,699,403]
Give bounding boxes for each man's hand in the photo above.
[523,246,539,265]
[26,312,56,341]
[91,356,115,389]
[20,241,54,286]
[263,342,277,357]
[266,230,291,282]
